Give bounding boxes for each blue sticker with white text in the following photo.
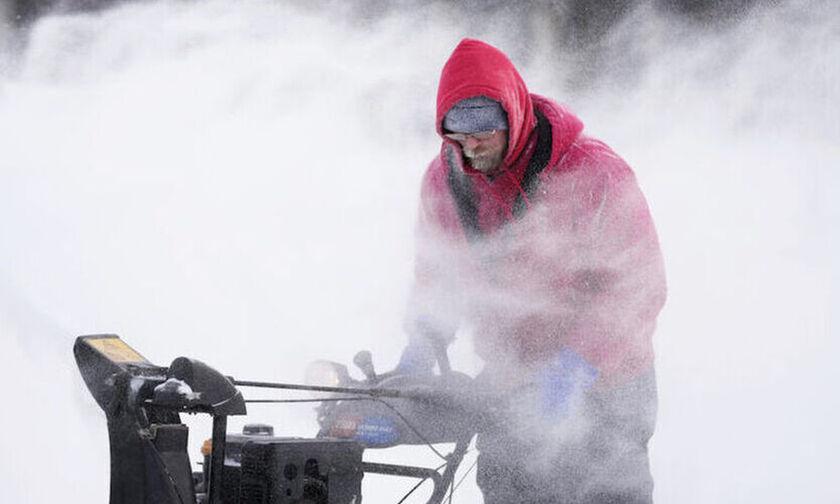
[355,416,400,445]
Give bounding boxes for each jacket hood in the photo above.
[436,39,536,170]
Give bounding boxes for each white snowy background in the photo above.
[0,0,838,502]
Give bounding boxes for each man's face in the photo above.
[445,129,508,174]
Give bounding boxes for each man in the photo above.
[397,38,667,504]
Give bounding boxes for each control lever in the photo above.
[430,338,451,374]
[353,350,378,382]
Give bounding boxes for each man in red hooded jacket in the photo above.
[397,39,667,504]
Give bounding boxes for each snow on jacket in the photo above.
[408,39,666,387]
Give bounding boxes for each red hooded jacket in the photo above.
[409,39,666,387]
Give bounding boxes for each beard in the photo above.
[464,147,504,173]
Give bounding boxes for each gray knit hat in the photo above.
[443,96,509,133]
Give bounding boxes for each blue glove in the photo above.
[537,349,599,417]
[396,336,437,375]
[395,315,452,375]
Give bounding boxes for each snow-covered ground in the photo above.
[0,0,837,502]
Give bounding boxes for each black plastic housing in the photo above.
[73,335,246,504]
[239,438,364,504]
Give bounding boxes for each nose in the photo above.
[462,136,481,149]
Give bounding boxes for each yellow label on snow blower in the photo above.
[87,337,149,364]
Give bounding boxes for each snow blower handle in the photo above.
[430,334,451,374]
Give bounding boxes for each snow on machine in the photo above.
[74,334,478,504]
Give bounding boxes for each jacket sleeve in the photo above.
[544,141,666,385]
[402,159,463,347]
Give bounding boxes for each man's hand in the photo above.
[395,315,453,375]
[395,337,437,375]
[537,348,599,417]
